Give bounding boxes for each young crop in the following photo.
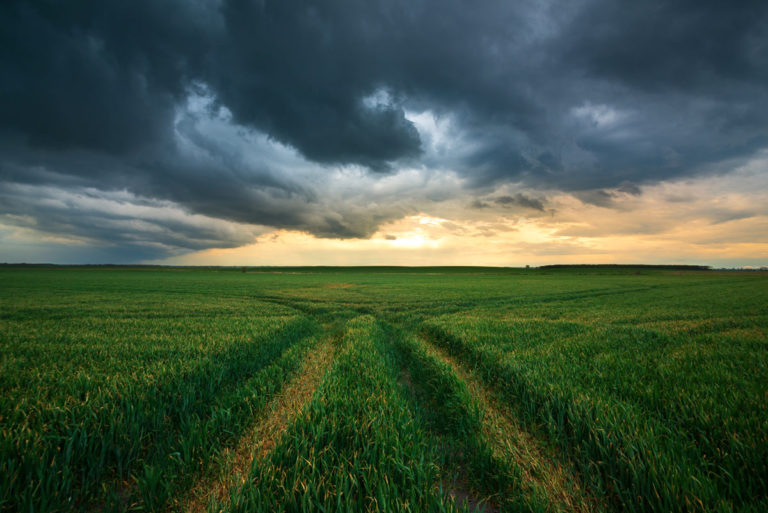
[222,316,461,512]
[420,311,767,512]
[0,273,318,511]
[389,331,563,512]
[1,268,765,512]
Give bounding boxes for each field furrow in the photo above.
[391,350,496,512]
[220,316,460,512]
[420,322,761,512]
[1,268,766,512]
[392,328,600,513]
[99,319,321,512]
[182,328,338,513]
[416,334,604,513]
[0,289,318,511]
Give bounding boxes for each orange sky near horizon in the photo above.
[158,161,768,268]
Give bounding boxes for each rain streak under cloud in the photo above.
[1,0,767,266]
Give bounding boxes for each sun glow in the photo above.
[158,163,768,269]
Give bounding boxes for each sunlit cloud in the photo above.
[156,154,768,268]
[1,2,767,265]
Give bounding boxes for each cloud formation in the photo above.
[1,0,767,260]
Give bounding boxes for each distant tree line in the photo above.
[538,264,711,270]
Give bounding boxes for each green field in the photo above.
[1,267,766,512]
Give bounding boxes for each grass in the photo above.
[0,267,766,512]
[183,328,338,513]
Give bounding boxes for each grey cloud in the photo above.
[0,183,263,259]
[1,0,767,260]
[576,190,620,208]
[710,210,756,225]
[617,183,642,196]
[562,1,768,95]
[575,186,646,209]
[3,0,767,178]
[494,194,546,211]
[0,0,219,154]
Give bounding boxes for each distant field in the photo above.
[1,267,766,512]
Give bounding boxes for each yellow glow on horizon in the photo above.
[155,167,768,268]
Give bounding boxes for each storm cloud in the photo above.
[1,0,767,259]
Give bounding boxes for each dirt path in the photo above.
[180,339,337,513]
[397,365,498,513]
[419,335,605,513]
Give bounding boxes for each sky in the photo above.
[1,0,767,267]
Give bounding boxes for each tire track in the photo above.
[396,365,497,513]
[418,334,606,513]
[180,335,337,513]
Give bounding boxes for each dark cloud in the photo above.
[0,0,218,153]
[576,187,644,208]
[0,182,263,261]
[577,190,619,208]
[494,194,546,212]
[617,183,642,196]
[563,1,768,94]
[1,0,767,259]
[214,0,424,169]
